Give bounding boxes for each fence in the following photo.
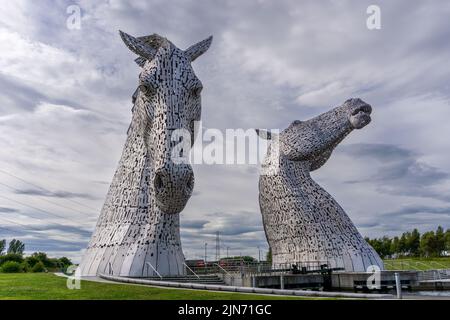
[186,258,331,277]
[417,269,450,281]
[186,259,271,275]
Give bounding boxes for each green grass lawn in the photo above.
[383,257,450,271]
[0,273,316,300]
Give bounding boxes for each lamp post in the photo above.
[204,243,208,273]
[257,246,262,272]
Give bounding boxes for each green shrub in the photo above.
[25,255,39,268]
[29,252,55,268]
[1,261,22,273]
[25,252,72,271]
[20,261,31,273]
[32,261,46,273]
[59,257,72,267]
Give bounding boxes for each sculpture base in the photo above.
[272,251,384,272]
[79,244,186,277]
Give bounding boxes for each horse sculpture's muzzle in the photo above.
[347,99,372,129]
[153,164,194,214]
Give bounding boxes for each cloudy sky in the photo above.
[0,0,450,262]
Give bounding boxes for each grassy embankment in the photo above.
[0,273,318,300]
[383,257,450,271]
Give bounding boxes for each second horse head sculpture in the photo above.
[257,98,384,272]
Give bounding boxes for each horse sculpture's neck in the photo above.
[259,99,384,272]
[79,97,185,277]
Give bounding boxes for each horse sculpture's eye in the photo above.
[139,84,155,95]
[192,86,202,97]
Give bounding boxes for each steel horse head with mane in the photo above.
[257,98,384,272]
[79,31,212,277]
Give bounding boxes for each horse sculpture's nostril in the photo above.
[154,171,164,191]
[154,167,194,195]
[351,104,372,116]
[187,173,194,190]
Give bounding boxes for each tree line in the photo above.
[0,239,72,273]
[364,226,450,258]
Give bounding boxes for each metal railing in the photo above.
[417,269,450,281]
[214,263,232,275]
[146,262,162,279]
[186,259,335,277]
[189,260,271,275]
[214,263,235,285]
[183,263,200,279]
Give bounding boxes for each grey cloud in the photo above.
[0,226,29,238]
[382,205,450,218]
[0,223,91,238]
[182,212,263,236]
[24,238,87,252]
[340,143,450,201]
[354,205,450,236]
[339,143,415,162]
[356,222,380,229]
[0,75,46,113]
[0,207,18,213]
[92,180,110,185]
[38,224,93,238]
[0,74,88,116]
[181,219,209,229]
[204,225,263,237]
[0,223,90,251]
[14,188,100,200]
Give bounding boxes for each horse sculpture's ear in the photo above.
[134,57,147,67]
[185,36,213,62]
[119,30,157,61]
[255,129,277,140]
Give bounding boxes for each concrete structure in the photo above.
[79,31,212,277]
[99,274,392,299]
[257,98,384,272]
[332,271,418,291]
[238,270,424,291]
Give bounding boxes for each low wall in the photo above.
[98,274,392,299]
[233,271,422,292]
[242,274,323,289]
[332,271,419,291]
[217,273,244,287]
[418,280,450,291]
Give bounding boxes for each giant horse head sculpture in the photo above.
[120,31,212,214]
[79,32,212,277]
